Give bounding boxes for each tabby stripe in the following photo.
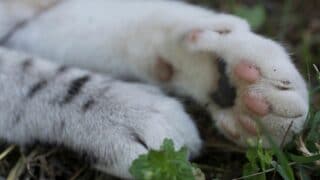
[131,131,148,150]
[27,80,48,98]
[21,58,33,71]
[56,65,69,74]
[81,98,96,112]
[61,75,90,104]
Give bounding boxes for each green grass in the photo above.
[129,139,197,180]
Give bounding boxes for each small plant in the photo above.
[241,137,297,180]
[242,139,274,180]
[129,138,200,180]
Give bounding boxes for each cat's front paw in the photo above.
[186,27,308,147]
[89,82,202,178]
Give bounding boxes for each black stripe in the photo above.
[56,65,69,74]
[21,58,33,71]
[131,132,148,150]
[61,75,90,104]
[82,98,96,112]
[211,58,236,108]
[27,79,48,98]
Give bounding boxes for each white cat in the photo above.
[0,0,309,179]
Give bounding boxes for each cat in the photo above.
[0,0,309,178]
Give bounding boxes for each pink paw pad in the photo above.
[243,93,270,116]
[234,62,260,83]
[186,30,202,43]
[237,115,258,135]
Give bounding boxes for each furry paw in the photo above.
[89,82,202,178]
[150,14,308,147]
[184,26,308,146]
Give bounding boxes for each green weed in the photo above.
[129,139,201,180]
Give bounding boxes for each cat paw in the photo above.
[184,25,308,147]
[88,82,202,178]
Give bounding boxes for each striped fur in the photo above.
[0,47,201,179]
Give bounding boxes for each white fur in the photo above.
[0,0,309,177]
[189,30,308,145]
[0,47,201,179]
[0,0,59,40]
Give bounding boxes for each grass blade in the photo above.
[289,154,320,164]
[0,145,15,161]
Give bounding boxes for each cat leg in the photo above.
[0,47,202,178]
